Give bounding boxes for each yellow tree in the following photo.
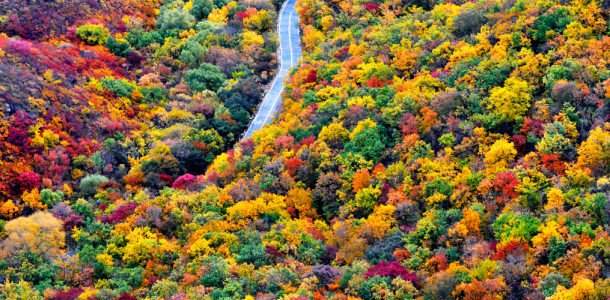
[0,200,20,219]
[352,169,371,193]
[3,211,65,261]
[575,124,610,171]
[461,208,481,235]
[226,193,289,223]
[544,188,565,212]
[350,119,377,139]
[21,188,46,210]
[285,187,318,218]
[358,205,395,242]
[488,78,532,121]
[0,280,43,300]
[320,15,334,33]
[122,227,179,266]
[302,25,325,52]
[188,237,213,258]
[549,279,595,300]
[484,139,517,171]
[318,123,349,148]
[390,44,418,76]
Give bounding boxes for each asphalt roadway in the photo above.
[242,0,302,139]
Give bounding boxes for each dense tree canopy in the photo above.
[3,0,610,298]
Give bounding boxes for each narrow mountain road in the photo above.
[242,0,301,139]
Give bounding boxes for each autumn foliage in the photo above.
[3,0,610,298]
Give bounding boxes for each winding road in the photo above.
[242,0,302,139]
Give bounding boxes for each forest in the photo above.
[2,0,610,299]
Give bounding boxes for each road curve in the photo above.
[242,0,301,139]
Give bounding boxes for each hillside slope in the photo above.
[4,0,610,299]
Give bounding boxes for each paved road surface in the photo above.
[242,0,301,138]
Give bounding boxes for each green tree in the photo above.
[408,140,433,160]
[76,24,110,46]
[586,193,608,225]
[539,273,568,297]
[78,175,109,198]
[353,186,381,212]
[185,128,225,155]
[39,189,63,208]
[140,86,167,103]
[101,78,135,98]
[537,121,575,155]
[438,133,455,148]
[126,29,164,49]
[184,63,227,92]
[528,8,573,42]
[107,267,144,294]
[313,173,342,218]
[235,242,269,268]
[105,36,132,57]
[191,0,214,20]
[548,237,567,264]
[199,256,229,288]
[180,40,208,68]
[492,211,540,245]
[344,127,385,162]
[157,7,195,32]
[150,279,180,299]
